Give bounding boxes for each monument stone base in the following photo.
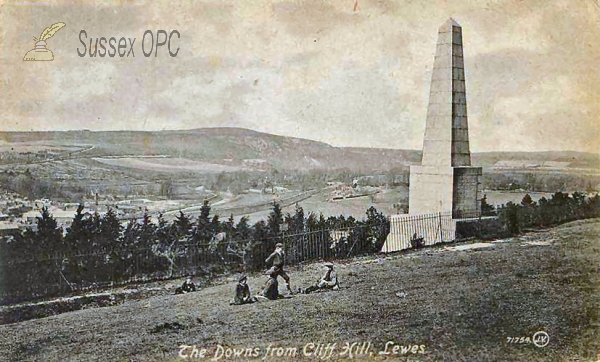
[409,165,482,217]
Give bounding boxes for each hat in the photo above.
[238,275,247,282]
[324,262,334,268]
[275,243,284,248]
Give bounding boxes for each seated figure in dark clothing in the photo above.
[175,278,197,294]
[230,275,256,305]
[257,269,283,300]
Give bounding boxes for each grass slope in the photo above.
[2,128,598,171]
[0,219,598,362]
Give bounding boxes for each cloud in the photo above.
[272,0,361,38]
[469,67,600,152]
[0,0,598,153]
[53,62,117,102]
[281,66,421,148]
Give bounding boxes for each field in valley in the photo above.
[92,157,254,173]
[0,219,598,362]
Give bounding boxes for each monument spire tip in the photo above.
[446,18,460,26]
[439,18,461,31]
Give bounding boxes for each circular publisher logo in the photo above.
[532,331,549,348]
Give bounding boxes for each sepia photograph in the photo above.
[0,0,599,361]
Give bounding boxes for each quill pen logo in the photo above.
[23,22,66,61]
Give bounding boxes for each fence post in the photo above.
[478,210,482,239]
[438,212,443,244]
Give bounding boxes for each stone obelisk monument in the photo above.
[409,18,482,218]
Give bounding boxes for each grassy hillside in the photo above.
[0,128,418,171]
[1,128,598,172]
[0,219,598,361]
[472,151,600,169]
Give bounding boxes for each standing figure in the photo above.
[265,242,293,295]
[231,275,256,305]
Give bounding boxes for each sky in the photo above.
[1,0,599,153]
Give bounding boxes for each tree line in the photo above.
[0,201,389,305]
[496,192,600,235]
[2,190,597,305]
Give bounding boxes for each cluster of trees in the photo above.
[0,169,86,201]
[6,188,595,305]
[497,192,600,235]
[0,201,389,305]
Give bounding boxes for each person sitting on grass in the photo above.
[410,233,425,249]
[256,269,284,300]
[175,278,197,294]
[230,275,256,305]
[300,262,339,294]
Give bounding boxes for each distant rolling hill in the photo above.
[472,151,600,169]
[0,128,598,172]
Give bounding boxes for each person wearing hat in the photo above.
[265,242,294,295]
[300,262,339,294]
[231,274,256,305]
[257,268,283,300]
